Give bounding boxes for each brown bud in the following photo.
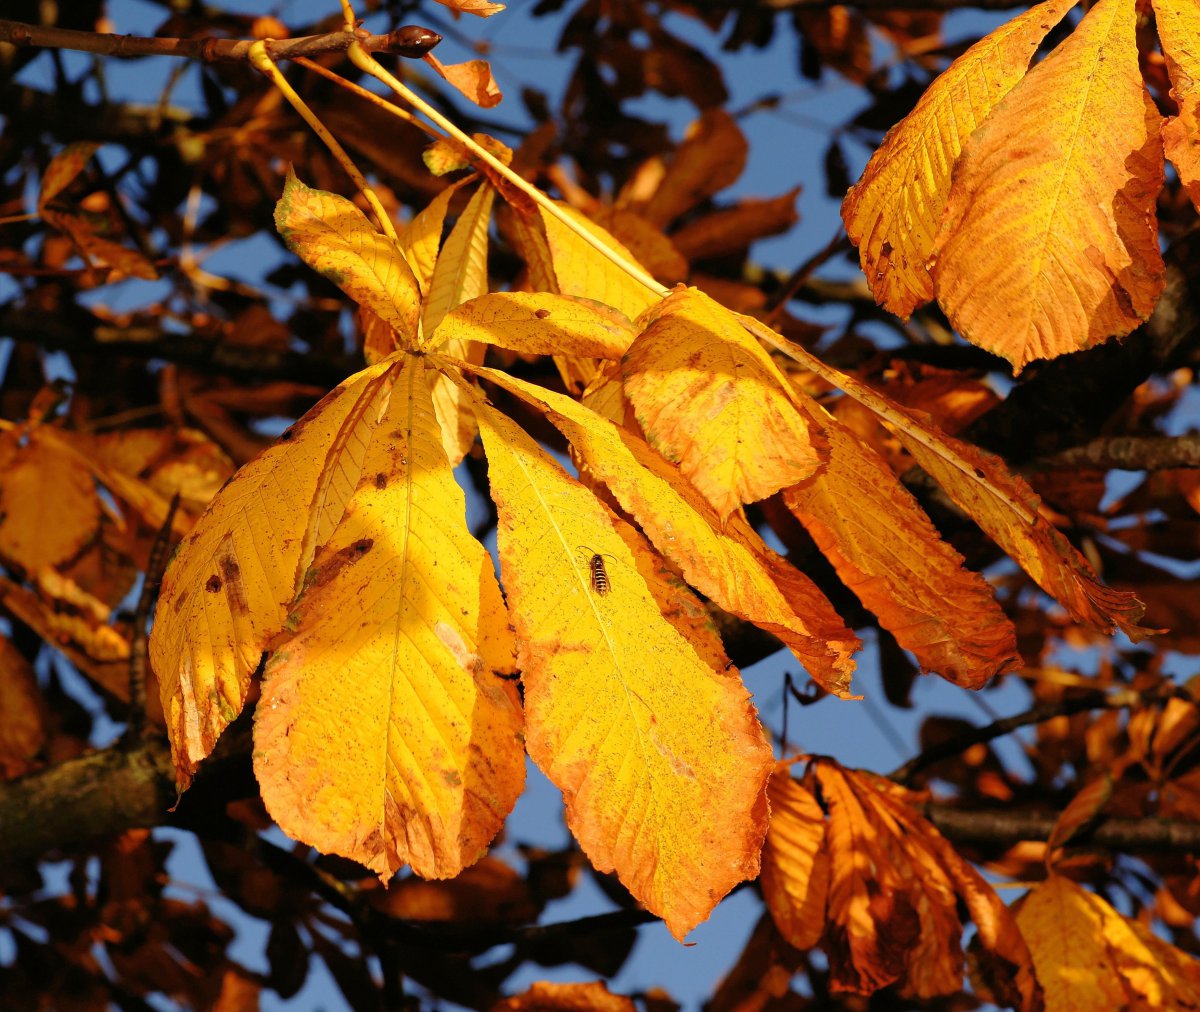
[385,26,442,59]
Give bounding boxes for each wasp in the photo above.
[577,546,617,595]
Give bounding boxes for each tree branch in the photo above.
[765,0,1037,9]
[0,20,442,64]
[925,805,1200,852]
[1035,433,1200,471]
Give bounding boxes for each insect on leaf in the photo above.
[473,393,774,939]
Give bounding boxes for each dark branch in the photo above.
[0,20,441,64]
[925,805,1200,853]
[766,0,1043,9]
[1035,433,1200,472]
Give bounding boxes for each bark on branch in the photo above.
[0,20,441,64]
[765,0,1037,9]
[924,805,1200,852]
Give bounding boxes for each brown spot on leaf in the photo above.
[206,575,222,593]
[374,473,388,489]
[535,308,551,320]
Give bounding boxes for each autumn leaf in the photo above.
[669,189,800,262]
[472,392,773,939]
[886,412,1151,640]
[624,287,827,522]
[149,361,395,784]
[808,762,1039,1003]
[434,0,505,18]
[274,170,421,345]
[463,363,859,696]
[636,108,748,227]
[1017,875,1200,1009]
[400,182,465,293]
[537,202,660,323]
[1045,772,1114,863]
[1153,0,1200,210]
[37,142,101,208]
[431,292,636,359]
[491,981,635,1012]
[425,54,503,109]
[783,409,1020,688]
[759,768,828,951]
[422,183,495,464]
[255,357,523,881]
[931,0,1165,372]
[842,0,1078,318]
[0,636,44,780]
[0,427,100,573]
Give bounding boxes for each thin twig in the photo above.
[127,493,181,740]
[924,804,1200,852]
[888,687,1184,785]
[0,20,442,65]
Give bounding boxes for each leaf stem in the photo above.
[248,40,396,241]
[345,42,670,299]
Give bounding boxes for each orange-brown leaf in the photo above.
[38,141,101,208]
[932,0,1165,372]
[624,288,827,522]
[0,635,44,779]
[760,769,829,950]
[1153,0,1200,210]
[491,981,635,1012]
[638,109,748,227]
[783,413,1019,688]
[1046,772,1114,860]
[842,0,1077,318]
[426,55,503,108]
[890,415,1151,640]
[670,189,799,262]
[816,762,1036,1000]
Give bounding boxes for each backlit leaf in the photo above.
[932,0,1165,372]
[38,142,100,208]
[275,170,421,346]
[0,428,100,572]
[669,189,800,262]
[0,636,44,780]
[1017,875,1200,1009]
[1153,0,1200,210]
[842,0,1077,318]
[493,981,635,1011]
[425,55,503,108]
[434,0,505,18]
[400,182,462,293]
[624,288,827,522]
[888,413,1151,639]
[783,411,1020,688]
[474,395,773,939]
[638,109,748,227]
[538,202,660,323]
[255,357,523,880]
[465,363,858,696]
[760,768,828,951]
[432,292,635,359]
[150,360,395,784]
[816,761,1037,1002]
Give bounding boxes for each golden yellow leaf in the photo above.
[589,207,688,284]
[274,170,421,346]
[760,769,829,951]
[841,0,1077,318]
[538,202,660,323]
[816,762,1037,1002]
[38,141,101,208]
[422,183,494,340]
[422,184,495,463]
[400,182,464,294]
[463,363,858,696]
[423,134,513,178]
[624,288,827,522]
[932,0,1165,372]
[889,414,1150,639]
[426,55,503,108]
[150,360,395,785]
[1017,875,1200,1010]
[1153,0,1200,210]
[783,412,1019,689]
[638,108,748,227]
[0,428,100,572]
[432,292,635,359]
[255,357,523,880]
[473,395,773,939]
[491,981,635,1012]
[0,635,44,780]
